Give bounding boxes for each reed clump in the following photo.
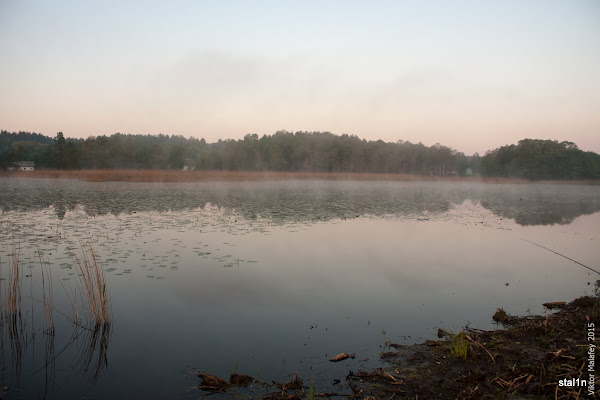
[39,253,55,333]
[1,241,112,384]
[1,241,111,328]
[1,243,26,379]
[73,242,111,327]
[3,243,23,319]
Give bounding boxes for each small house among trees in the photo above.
[182,158,195,171]
[7,161,35,171]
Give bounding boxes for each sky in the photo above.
[0,0,599,155]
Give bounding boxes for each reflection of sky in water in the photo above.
[0,179,599,399]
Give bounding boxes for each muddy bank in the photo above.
[350,296,598,399]
[194,296,599,399]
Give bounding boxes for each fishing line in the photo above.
[521,238,600,275]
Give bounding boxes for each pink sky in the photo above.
[1,1,599,155]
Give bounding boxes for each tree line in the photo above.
[0,130,473,175]
[1,130,598,179]
[480,139,600,180]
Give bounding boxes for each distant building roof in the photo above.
[17,161,35,167]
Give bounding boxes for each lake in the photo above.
[0,178,599,399]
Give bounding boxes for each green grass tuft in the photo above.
[449,332,469,360]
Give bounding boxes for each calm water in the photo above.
[0,178,599,399]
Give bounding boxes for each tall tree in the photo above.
[52,132,66,169]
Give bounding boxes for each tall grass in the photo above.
[73,242,110,327]
[1,243,26,379]
[39,254,55,334]
[1,240,112,383]
[6,242,23,318]
[1,241,111,328]
[449,332,469,360]
[44,330,56,391]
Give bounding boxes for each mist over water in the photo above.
[0,178,599,399]
[1,179,599,225]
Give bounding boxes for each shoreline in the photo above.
[193,296,598,399]
[348,296,598,399]
[2,169,599,184]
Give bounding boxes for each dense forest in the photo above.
[0,130,473,175]
[480,139,600,180]
[1,130,599,179]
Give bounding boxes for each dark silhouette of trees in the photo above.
[52,132,67,169]
[65,141,80,169]
[480,139,600,180]
[2,130,598,179]
[0,130,53,170]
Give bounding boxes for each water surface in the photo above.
[0,178,599,399]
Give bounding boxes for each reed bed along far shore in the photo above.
[0,169,573,184]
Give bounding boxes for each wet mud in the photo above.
[195,296,599,399]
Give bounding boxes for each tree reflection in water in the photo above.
[0,180,598,226]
